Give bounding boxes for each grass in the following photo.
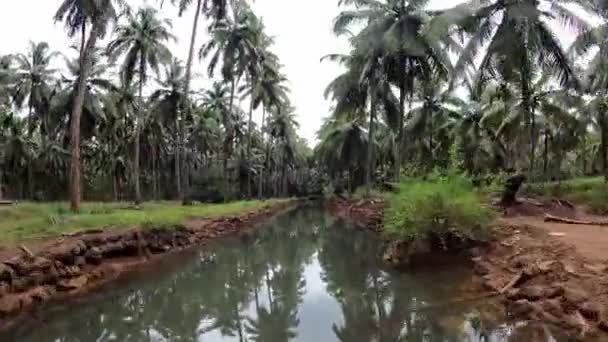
[384,174,494,241]
[0,200,285,243]
[525,177,608,214]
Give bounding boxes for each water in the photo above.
[1,207,567,341]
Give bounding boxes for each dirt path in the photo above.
[504,217,608,261]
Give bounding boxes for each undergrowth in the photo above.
[525,177,608,214]
[384,174,494,242]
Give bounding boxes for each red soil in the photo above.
[328,197,608,340]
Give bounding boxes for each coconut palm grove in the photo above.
[0,0,607,207]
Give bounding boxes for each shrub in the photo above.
[384,175,494,242]
[524,177,608,214]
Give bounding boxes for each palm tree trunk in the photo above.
[395,57,406,181]
[70,23,99,213]
[258,105,266,198]
[247,77,255,198]
[112,169,118,201]
[180,0,203,201]
[366,89,377,194]
[27,103,34,199]
[134,72,144,205]
[0,169,3,200]
[428,105,433,169]
[543,129,549,180]
[175,123,181,199]
[152,144,158,200]
[601,111,608,183]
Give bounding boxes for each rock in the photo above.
[0,296,21,315]
[74,256,86,267]
[579,302,602,320]
[64,266,81,277]
[0,282,10,296]
[541,299,564,318]
[0,264,15,282]
[30,257,52,271]
[508,299,537,317]
[508,285,546,301]
[599,319,608,332]
[11,277,34,292]
[473,261,491,276]
[57,275,88,291]
[30,286,54,302]
[29,271,46,285]
[469,247,482,258]
[562,286,589,311]
[84,247,103,265]
[4,257,29,276]
[512,255,533,269]
[71,240,87,256]
[44,267,59,285]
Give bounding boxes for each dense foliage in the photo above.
[317,0,608,193]
[0,0,314,208]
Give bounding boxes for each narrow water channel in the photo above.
[2,207,567,341]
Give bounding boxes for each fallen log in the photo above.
[544,214,608,227]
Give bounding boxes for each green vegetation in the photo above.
[315,0,608,196]
[526,177,608,214]
[0,0,313,210]
[384,175,494,242]
[0,200,283,243]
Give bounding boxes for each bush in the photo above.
[384,175,494,242]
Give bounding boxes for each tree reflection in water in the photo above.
[3,207,568,342]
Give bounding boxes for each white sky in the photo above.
[0,0,594,145]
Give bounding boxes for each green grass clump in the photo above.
[0,200,284,243]
[384,175,494,241]
[525,177,608,214]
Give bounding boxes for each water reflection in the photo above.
[2,207,567,342]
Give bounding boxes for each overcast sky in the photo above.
[0,0,593,145]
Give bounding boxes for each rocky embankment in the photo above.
[0,200,295,326]
[328,198,608,340]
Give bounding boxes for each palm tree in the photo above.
[431,0,589,175]
[334,0,456,181]
[11,41,59,133]
[200,2,261,189]
[571,21,608,182]
[10,41,59,198]
[54,0,128,212]
[107,6,175,204]
[162,0,228,201]
[150,59,186,198]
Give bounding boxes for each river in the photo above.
[1,206,567,341]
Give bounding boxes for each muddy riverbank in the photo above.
[0,200,297,328]
[327,198,608,340]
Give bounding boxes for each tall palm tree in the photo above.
[54,0,128,212]
[107,6,175,204]
[150,59,186,198]
[162,0,228,201]
[200,2,261,189]
[571,21,608,182]
[11,41,59,134]
[10,41,59,198]
[430,0,587,174]
[334,0,456,181]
